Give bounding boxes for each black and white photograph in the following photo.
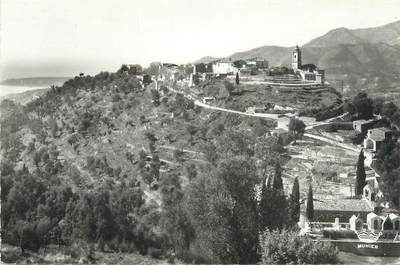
[1,0,400,264]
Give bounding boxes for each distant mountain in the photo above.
[1,77,70,87]
[193,56,221,64]
[200,20,400,100]
[305,21,400,47]
[304,28,365,48]
[230,46,291,66]
[342,20,400,46]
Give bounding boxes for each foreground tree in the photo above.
[352,92,374,119]
[306,184,314,221]
[381,168,400,208]
[186,135,259,264]
[258,178,272,232]
[355,150,366,195]
[267,162,287,230]
[160,173,194,258]
[288,177,300,225]
[217,157,259,263]
[288,118,305,144]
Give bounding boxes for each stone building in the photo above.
[212,60,238,75]
[363,127,392,152]
[291,45,325,84]
[353,119,378,134]
[292,45,302,70]
[245,57,269,69]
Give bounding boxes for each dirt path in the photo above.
[304,133,360,154]
[194,99,280,119]
[169,86,280,119]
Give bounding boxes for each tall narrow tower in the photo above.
[292,45,302,71]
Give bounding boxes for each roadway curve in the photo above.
[169,86,359,153]
[194,100,280,119]
[303,133,360,154]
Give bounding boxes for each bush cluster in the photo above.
[259,229,339,265]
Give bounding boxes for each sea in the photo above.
[0,84,48,98]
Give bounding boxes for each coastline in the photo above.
[0,85,48,98]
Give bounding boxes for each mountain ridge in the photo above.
[196,20,400,99]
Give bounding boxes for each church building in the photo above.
[292,45,325,84]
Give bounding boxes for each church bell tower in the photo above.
[292,45,301,71]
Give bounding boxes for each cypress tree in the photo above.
[288,177,300,225]
[356,150,366,195]
[306,184,314,221]
[235,72,240,85]
[259,177,271,231]
[272,162,283,191]
[269,162,287,230]
[266,174,273,190]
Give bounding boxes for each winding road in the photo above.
[168,86,359,153]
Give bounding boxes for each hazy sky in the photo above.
[1,0,399,79]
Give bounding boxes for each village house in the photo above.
[212,59,238,75]
[189,62,221,86]
[292,45,325,84]
[277,115,291,130]
[299,198,373,224]
[363,127,392,152]
[353,116,383,134]
[244,57,269,69]
[193,63,213,74]
[189,72,214,86]
[353,119,376,134]
[235,57,269,76]
[159,63,181,81]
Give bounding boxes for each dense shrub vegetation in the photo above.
[0,65,342,264]
[259,229,339,265]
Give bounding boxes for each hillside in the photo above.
[201,20,400,100]
[1,67,290,263]
[4,60,400,264]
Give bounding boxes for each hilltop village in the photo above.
[1,45,400,263]
[132,46,400,236]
